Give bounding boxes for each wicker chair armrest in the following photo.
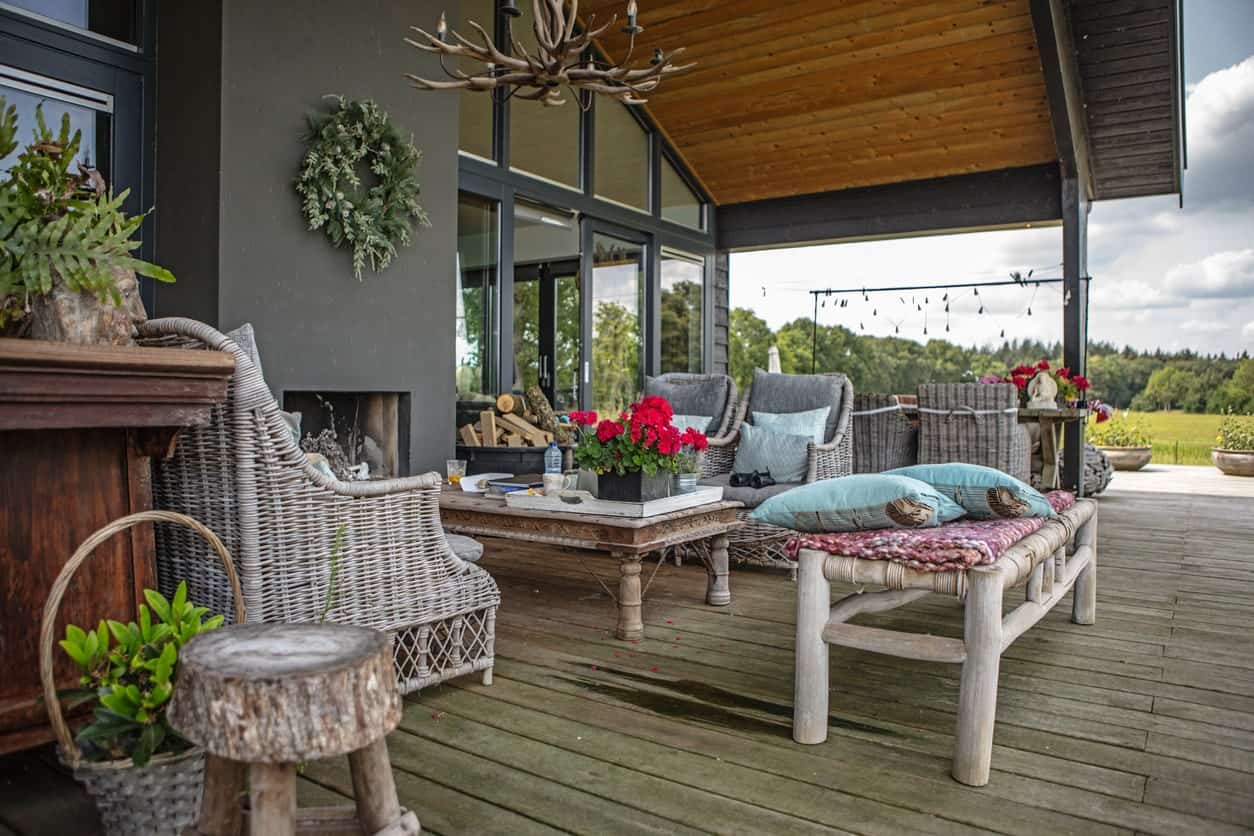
[806,429,854,483]
[307,468,445,498]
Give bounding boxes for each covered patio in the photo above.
[5,1,1234,835]
[4,470,1251,834]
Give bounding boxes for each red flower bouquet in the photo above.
[987,359,1091,405]
[567,397,706,477]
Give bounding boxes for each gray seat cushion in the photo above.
[700,473,803,509]
[445,531,484,563]
[750,369,847,443]
[645,374,732,434]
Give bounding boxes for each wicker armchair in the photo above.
[916,383,1031,482]
[137,317,499,694]
[851,394,919,473]
[702,369,854,575]
[643,373,738,465]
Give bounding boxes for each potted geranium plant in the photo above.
[0,98,173,344]
[987,360,1091,406]
[1213,414,1254,477]
[1088,410,1153,471]
[568,396,707,502]
[674,429,709,495]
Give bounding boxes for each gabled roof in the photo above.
[585,0,1182,207]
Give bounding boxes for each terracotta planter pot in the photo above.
[1098,446,1152,471]
[1213,449,1254,477]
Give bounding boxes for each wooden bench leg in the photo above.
[953,568,1004,786]
[793,550,830,745]
[1072,512,1098,625]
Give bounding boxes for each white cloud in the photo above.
[1244,320,1254,338]
[1164,249,1254,298]
[1186,56,1254,154]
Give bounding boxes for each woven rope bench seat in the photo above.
[792,498,1098,787]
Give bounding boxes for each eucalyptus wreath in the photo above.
[296,96,429,280]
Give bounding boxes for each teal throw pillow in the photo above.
[753,405,831,443]
[672,414,714,434]
[751,474,966,533]
[733,423,811,483]
[886,463,1055,520]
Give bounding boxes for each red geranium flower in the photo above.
[568,410,598,426]
[596,419,625,442]
[1011,374,1028,390]
[1037,359,1050,371]
[680,427,709,451]
[1072,375,1090,391]
[1057,367,1071,379]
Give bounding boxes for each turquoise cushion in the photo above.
[886,463,1055,520]
[753,406,830,443]
[751,474,966,533]
[672,414,714,434]
[733,423,811,483]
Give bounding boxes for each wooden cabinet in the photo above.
[0,338,234,754]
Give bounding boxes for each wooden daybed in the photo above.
[791,496,1097,787]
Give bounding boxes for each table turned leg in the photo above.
[1040,419,1060,490]
[705,534,732,607]
[616,553,644,641]
[249,762,297,836]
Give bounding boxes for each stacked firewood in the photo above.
[458,385,575,448]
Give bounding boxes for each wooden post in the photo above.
[1072,509,1098,625]
[953,566,1004,786]
[1061,174,1090,494]
[793,550,831,745]
[616,554,644,641]
[249,762,297,836]
[705,534,731,606]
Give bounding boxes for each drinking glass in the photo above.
[446,459,467,486]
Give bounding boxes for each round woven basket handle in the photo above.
[38,510,245,767]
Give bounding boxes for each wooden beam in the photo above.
[717,164,1062,251]
[1030,0,1094,199]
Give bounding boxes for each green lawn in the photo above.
[1115,410,1220,466]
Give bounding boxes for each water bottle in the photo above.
[544,441,562,475]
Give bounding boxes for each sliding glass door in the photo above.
[513,199,581,410]
[588,229,646,415]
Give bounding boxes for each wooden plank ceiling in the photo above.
[1071,0,1180,200]
[585,0,1059,205]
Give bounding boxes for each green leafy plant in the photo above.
[1088,415,1152,448]
[295,96,429,280]
[59,581,223,766]
[1216,414,1254,452]
[0,98,174,327]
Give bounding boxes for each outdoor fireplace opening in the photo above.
[283,391,410,480]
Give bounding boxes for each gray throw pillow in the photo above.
[733,423,811,483]
[225,322,264,379]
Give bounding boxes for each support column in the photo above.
[1061,174,1090,494]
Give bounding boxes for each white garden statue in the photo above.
[1026,369,1059,409]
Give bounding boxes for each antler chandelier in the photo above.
[405,0,693,107]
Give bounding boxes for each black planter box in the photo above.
[596,470,673,502]
[456,445,571,475]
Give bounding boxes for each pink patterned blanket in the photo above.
[786,491,1076,572]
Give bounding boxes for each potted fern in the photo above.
[1213,415,1254,477]
[0,97,173,344]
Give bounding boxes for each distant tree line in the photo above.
[729,308,1254,414]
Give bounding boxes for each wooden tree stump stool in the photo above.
[168,623,419,836]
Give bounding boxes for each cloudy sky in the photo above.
[730,0,1254,357]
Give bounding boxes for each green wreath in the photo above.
[296,96,429,280]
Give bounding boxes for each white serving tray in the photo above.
[504,486,724,518]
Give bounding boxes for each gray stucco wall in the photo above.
[155,0,460,475]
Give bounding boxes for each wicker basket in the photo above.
[38,511,245,836]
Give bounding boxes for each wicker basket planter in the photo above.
[39,511,245,836]
[1213,449,1254,477]
[1099,446,1152,471]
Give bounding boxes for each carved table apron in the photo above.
[439,490,742,641]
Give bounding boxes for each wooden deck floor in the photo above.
[3,477,1253,834]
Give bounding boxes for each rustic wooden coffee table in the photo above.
[439,489,741,641]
